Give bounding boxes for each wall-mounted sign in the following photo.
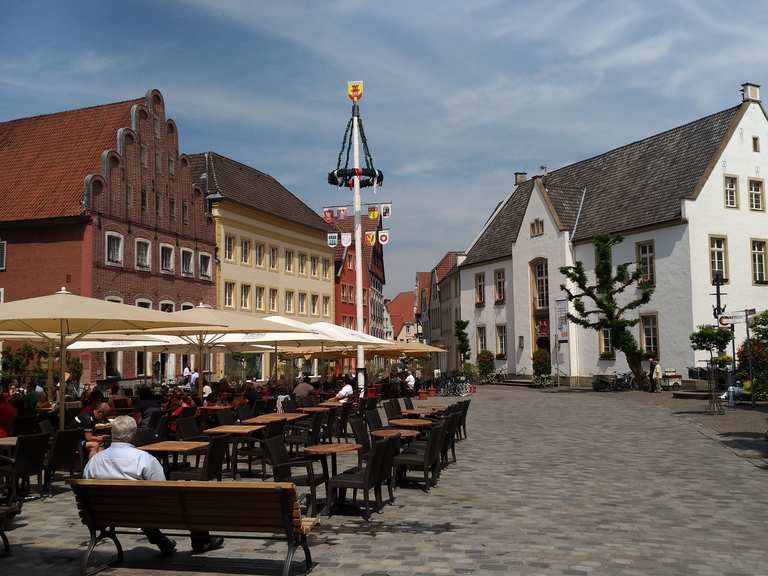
[368,205,379,220]
[327,233,338,248]
[365,231,377,246]
[337,207,348,219]
[341,233,352,247]
[323,209,334,223]
[378,229,390,245]
[381,203,392,218]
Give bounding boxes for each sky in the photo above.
[2,0,768,297]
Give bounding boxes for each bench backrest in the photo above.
[71,480,303,536]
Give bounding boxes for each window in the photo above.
[181,302,194,310]
[709,236,728,283]
[753,136,760,153]
[168,156,175,176]
[311,294,319,315]
[636,240,655,285]
[269,288,279,312]
[749,179,764,211]
[323,258,330,279]
[298,292,307,314]
[284,250,294,272]
[105,232,123,266]
[136,350,146,377]
[298,253,307,275]
[169,197,176,220]
[255,243,265,267]
[322,295,330,317]
[530,218,544,237]
[752,240,767,283]
[640,314,659,356]
[182,201,189,224]
[346,254,354,270]
[135,299,152,309]
[159,301,175,313]
[199,252,212,279]
[255,286,265,311]
[269,247,278,270]
[160,244,174,273]
[285,291,294,313]
[125,183,133,209]
[724,176,738,208]
[135,239,151,271]
[155,150,162,175]
[533,260,549,309]
[600,327,614,358]
[153,115,161,138]
[155,192,163,217]
[474,273,485,306]
[241,238,251,264]
[181,248,194,277]
[476,326,487,352]
[224,235,235,261]
[240,284,251,310]
[496,325,507,358]
[0,239,6,271]
[310,255,319,277]
[140,188,148,212]
[224,282,235,308]
[494,269,505,303]
[140,144,148,167]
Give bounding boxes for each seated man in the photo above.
[84,415,223,555]
[332,377,355,404]
[74,402,111,459]
[293,376,314,399]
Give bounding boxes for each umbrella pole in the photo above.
[143,347,148,388]
[46,341,55,403]
[198,335,205,402]
[58,320,67,430]
[274,342,278,381]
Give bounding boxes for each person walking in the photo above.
[647,357,659,393]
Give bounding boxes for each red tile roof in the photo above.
[387,290,415,338]
[0,99,140,221]
[332,216,381,274]
[434,251,463,284]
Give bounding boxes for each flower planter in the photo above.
[418,391,428,400]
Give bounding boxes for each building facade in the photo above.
[461,82,768,383]
[0,89,216,384]
[387,291,417,342]
[429,252,465,373]
[191,152,335,380]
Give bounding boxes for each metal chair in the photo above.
[43,429,83,493]
[327,437,387,520]
[403,397,415,410]
[0,433,51,504]
[264,435,324,516]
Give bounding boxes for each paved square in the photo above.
[3,386,767,575]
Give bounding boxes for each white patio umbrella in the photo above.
[0,288,215,428]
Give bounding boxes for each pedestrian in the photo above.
[647,357,658,393]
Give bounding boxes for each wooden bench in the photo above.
[70,480,318,576]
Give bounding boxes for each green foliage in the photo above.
[454,320,471,365]
[690,325,733,359]
[750,310,768,342]
[1,344,46,384]
[461,362,477,378]
[476,350,495,378]
[532,374,553,387]
[559,234,655,388]
[737,339,768,380]
[532,348,551,376]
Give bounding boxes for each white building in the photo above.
[461,83,768,383]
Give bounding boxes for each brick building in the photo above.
[0,89,216,384]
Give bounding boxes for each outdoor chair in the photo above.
[394,421,444,492]
[216,410,237,426]
[365,408,386,431]
[175,417,210,468]
[377,434,402,507]
[236,404,253,421]
[154,415,169,441]
[440,412,462,467]
[337,403,352,442]
[265,435,324,516]
[180,406,197,418]
[383,400,401,421]
[281,398,298,413]
[322,407,339,443]
[38,419,54,435]
[403,397,415,410]
[43,429,83,494]
[302,396,318,407]
[349,416,371,466]
[0,433,51,504]
[133,427,158,447]
[458,399,471,439]
[327,437,387,520]
[286,412,323,455]
[238,419,285,478]
[13,417,38,436]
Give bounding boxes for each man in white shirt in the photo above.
[84,416,223,555]
[202,383,213,400]
[404,370,416,392]
[333,378,355,404]
[190,370,200,390]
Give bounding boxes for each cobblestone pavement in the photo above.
[3,386,767,576]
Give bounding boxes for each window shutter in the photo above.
[0,240,6,270]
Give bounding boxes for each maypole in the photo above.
[327,81,384,398]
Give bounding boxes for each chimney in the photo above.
[514,171,527,185]
[742,82,761,102]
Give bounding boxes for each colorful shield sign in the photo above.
[341,233,352,247]
[368,205,379,220]
[337,207,348,220]
[327,233,338,248]
[323,208,334,223]
[381,203,392,219]
[378,229,390,245]
[347,80,364,102]
[365,231,377,246]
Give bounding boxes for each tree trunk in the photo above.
[626,352,650,391]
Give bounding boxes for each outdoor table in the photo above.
[319,400,341,407]
[141,440,208,479]
[387,418,433,429]
[0,437,18,448]
[401,408,439,416]
[204,425,265,479]
[371,428,420,439]
[304,443,363,516]
[95,423,112,431]
[297,407,331,414]
[243,412,307,425]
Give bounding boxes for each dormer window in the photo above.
[530,218,544,237]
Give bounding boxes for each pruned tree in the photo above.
[559,234,655,390]
[454,319,470,370]
[690,325,733,362]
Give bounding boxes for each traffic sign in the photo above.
[718,315,741,326]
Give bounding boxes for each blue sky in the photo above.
[2,0,768,297]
